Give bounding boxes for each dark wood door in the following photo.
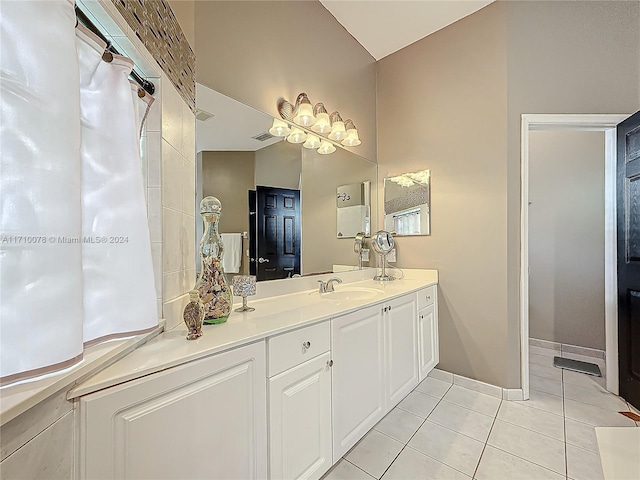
[255,186,301,281]
[248,190,257,277]
[617,110,640,409]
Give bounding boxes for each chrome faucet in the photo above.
[318,277,343,293]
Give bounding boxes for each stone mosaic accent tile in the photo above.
[111,0,195,112]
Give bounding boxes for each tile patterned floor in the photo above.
[323,346,639,480]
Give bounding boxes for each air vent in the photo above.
[195,109,214,121]
[252,132,275,142]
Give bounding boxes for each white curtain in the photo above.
[77,27,158,345]
[393,210,421,235]
[0,0,84,384]
[0,1,158,384]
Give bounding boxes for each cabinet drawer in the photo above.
[416,285,436,310]
[268,321,330,377]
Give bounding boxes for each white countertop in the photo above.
[0,324,163,425]
[69,269,438,399]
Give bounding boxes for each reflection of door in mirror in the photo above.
[383,170,431,236]
[249,186,301,281]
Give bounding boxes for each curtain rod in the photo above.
[75,6,155,96]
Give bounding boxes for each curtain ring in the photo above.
[137,88,146,98]
[102,50,113,63]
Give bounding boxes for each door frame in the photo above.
[520,114,629,400]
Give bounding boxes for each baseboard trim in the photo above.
[429,368,524,401]
[427,368,453,383]
[502,388,525,401]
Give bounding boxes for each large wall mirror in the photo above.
[383,170,431,236]
[195,83,377,281]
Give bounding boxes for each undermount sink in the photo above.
[319,286,384,302]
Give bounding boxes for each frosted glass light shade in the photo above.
[287,127,307,144]
[317,140,336,155]
[311,112,331,133]
[268,118,291,137]
[342,128,361,147]
[328,120,346,141]
[303,134,321,149]
[293,102,316,127]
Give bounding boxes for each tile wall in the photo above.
[158,74,196,330]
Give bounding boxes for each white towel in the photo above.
[221,233,242,273]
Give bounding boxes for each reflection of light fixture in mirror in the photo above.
[303,134,321,149]
[389,171,431,187]
[342,119,361,147]
[311,103,331,133]
[318,140,336,155]
[287,126,307,144]
[269,118,291,137]
[328,111,347,141]
[292,93,316,127]
[371,230,395,282]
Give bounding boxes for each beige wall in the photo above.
[378,0,640,388]
[529,130,606,350]
[201,151,255,276]
[378,2,509,387]
[194,0,377,162]
[168,0,195,50]
[302,149,378,275]
[201,151,255,234]
[255,141,301,189]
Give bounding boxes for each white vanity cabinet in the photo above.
[78,342,267,480]
[267,322,333,480]
[417,285,439,380]
[331,289,433,459]
[331,303,386,459]
[384,294,419,406]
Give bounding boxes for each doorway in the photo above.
[520,114,628,400]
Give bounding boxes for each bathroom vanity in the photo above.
[69,269,439,480]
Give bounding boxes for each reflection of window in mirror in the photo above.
[383,170,430,236]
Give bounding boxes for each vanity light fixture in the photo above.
[317,140,337,155]
[311,103,331,133]
[274,92,362,155]
[303,133,321,149]
[328,111,347,141]
[268,118,291,137]
[287,126,307,144]
[342,119,361,147]
[292,93,316,127]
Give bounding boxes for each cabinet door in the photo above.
[79,342,267,480]
[385,294,419,407]
[269,352,332,480]
[331,304,385,459]
[418,303,439,380]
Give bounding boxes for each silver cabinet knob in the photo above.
[257,257,270,264]
[302,341,311,349]
[327,359,334,367]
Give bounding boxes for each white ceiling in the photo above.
[319,0,495,60]
[196,83,283,153]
